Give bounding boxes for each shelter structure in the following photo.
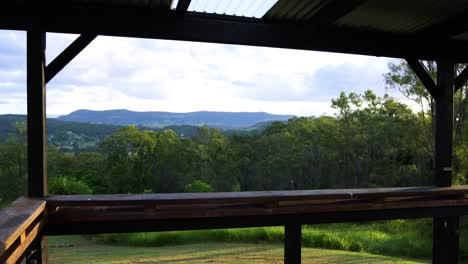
[2,0,468,263]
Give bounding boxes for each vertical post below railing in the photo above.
[432,59,459,264]
[26,28,48,264]
[284,224,301,264]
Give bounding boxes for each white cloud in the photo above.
[0,30,400,117]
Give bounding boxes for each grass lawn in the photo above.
[48,236,428,264]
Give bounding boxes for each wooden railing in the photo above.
[0,197,46,264]
[2,186,468,263]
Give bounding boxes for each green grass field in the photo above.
[48,236,427,264]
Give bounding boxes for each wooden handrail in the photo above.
[46,185,468,207]
[0,197,46,264]
[44,186,468,235]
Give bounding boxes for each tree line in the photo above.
[0,60,466,201]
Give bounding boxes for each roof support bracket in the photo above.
[406,58,439,99]
[176,0,191,13]
[455,66,468,92]
[45,34,97,84]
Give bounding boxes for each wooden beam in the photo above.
[307,0,365,25]
[45,34,97,84]
[406,59,439,99]
[45,185,468,207]
[284,224,301,264]
[433,60,459,264]
[26,27,48,264]
[455,66,468,92]
[27,29,47,197]
[44,186,468,237]
[175,0,191,12]
[45,200,468,236]
[2,5,468,61]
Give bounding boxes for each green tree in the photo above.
[184,180,213,192]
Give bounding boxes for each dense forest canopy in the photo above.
[0,60,466,202]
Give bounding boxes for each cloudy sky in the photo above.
[0,30,404,117]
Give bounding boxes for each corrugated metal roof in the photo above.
[264,0,328,21]
[186,0,278,18]
[336,0,468,33]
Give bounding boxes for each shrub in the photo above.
[184,180,213,193]
[49,176,92,195]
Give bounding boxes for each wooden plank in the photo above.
[27,29,47,197]
[45,201,468,236]
[0,197,46,256]
[45,34,97,84]
[46,197,468,223]
[0,219,45,264]
[46,186,468,207]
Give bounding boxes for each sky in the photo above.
[0,30,406,117]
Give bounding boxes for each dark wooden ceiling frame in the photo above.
[405,59,439,98]
[2,5,468,62]
[45,34,97,84]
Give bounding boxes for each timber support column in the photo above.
[432,60,459,264]
[25,28,48,263]
[284,224,301,264]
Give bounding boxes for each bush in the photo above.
[184,180,213,193]
[49,176,93,195]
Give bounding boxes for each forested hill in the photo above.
[0,115,265,152]
[57,109,294,129]
[0,115,121,152]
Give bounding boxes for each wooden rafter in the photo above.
[175,0,191,12]
[406,59,439,98]
[45,34,97,83]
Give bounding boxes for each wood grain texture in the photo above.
[44,186,468,235]
[46,185,468,207]
[0,197,46,256]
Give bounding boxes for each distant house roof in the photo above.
[3,0,468,61]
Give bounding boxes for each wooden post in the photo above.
[432,60,459,264]
[26,28,47,264]
[284,224,301,264]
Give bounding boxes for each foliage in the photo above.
[184,180,213,192]
[49,176,92,195]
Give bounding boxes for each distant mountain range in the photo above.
[57,109,294,129]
